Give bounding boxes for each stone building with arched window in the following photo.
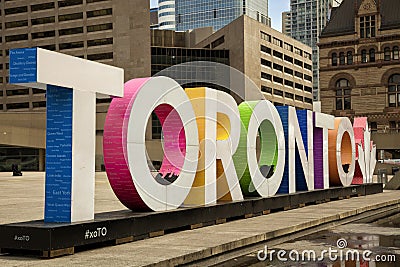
[318,0,400,159]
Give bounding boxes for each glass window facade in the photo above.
[175,0,269,31]
[289,0,343,100]
[151,46,229,82]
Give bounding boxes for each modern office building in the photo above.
[288,0,343,100]
[0,1,312,172]
[195,15,314,109]
[0,0,151,171]
[150,7,159,29]
[318,0,400,159]
[175,0,270,31]
[158,0,175,30]
[282,11,291,36]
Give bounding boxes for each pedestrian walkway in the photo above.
[0,173,399,266]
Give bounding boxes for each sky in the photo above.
[150,0,290,32]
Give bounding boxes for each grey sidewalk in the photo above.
[0,173,399,266]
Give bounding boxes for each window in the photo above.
[32,16,55,25]
[336,79,351,110]
[294,47,302,56]
[304,52,312,60]
[261,72,272,81]
[31,2,55,11]
[369,48,375,62]
[339,52,345,65]
[273,76,283,84]
[87,23,112,32]
[388,74,400,108]
[393,46,399,60]
[261,86,272,94]
[87,8,112,18]
[360,16,376,38]
[304,74,312,82]
[361,49,367,63]
[5,6,27,15]
[5,20,28,29]
[261,58,271,68]
[87,38,113,47]
[6,103,29,110]
[384,47,391,61]
[59,13,83,22]
[305,98,313,104]
[87,52,113,60]
[6,34,28,42]
[284,42,293,52]
[273,63,283,72]
[295,83,303,90]
[152,112,162,139]
[284,80,293,88]
[272,37,282,47]
[284,67,293,75]
[273,50,283,59]
[294,59,302,67]
[304,86,312,93]
[59,41,84,50]
[347,51,353,65]
[389,121,400,133]
[6,89,29,96]
[211,36,224,49]
[274,89,283,97]
[332,53,338,66]
[284,55,293,63]
[32,30,56,39]
[285,92,294,99]
[33,101,46,108]
[58,0,83,8]
[260,31,271,42]
[370,122,377,133]
[261,45,271,54]
[40,44,56,50]
[32,89,45,94]
[59,27,83,36]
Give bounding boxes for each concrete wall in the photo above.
[113,0,151,80]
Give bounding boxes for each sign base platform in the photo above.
[0,184,383,258]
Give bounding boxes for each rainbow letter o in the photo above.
[103,77,199,211]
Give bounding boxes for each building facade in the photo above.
[158,0,175,30]
[319,0,400,159]
[282,11,291,36]
[196,16,314,109]
[150,7,159,29]
[175,0,270,31]
[0,0,151,171]
[289,0,343,100]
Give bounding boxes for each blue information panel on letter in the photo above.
[9,48,38,84]
[45,85,73,223]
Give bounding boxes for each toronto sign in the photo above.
[9,48,376,223]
